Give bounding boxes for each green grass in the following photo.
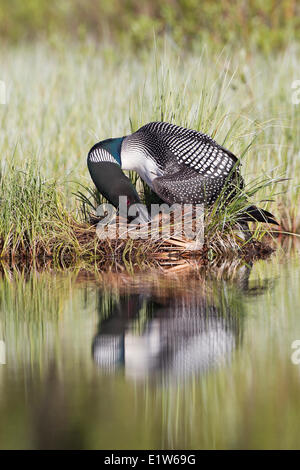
[0,40,299,264]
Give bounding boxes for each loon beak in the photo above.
[87,161,149,223]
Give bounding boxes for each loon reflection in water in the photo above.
[92,265,273,382]
[92,295,238,382]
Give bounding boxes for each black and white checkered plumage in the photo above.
[92,293,239,382]
[87,121,278,225]
[120,121,242,205]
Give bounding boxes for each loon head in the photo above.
[87,136,149,223]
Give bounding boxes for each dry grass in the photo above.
[0,42,299,269]
[0,214,275,270]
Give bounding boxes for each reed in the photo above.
[0,41,298,266]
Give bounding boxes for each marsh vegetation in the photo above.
[0,0,299,451]
[0,41,299,266]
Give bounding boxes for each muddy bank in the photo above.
[0,223,277,271]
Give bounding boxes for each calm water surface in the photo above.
[0,249,300,449]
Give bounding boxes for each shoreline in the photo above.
[0,225,280,270]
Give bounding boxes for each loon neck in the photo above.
[100,137,124,165]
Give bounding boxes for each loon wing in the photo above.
[137,122,239,178]
[152,165,228,205]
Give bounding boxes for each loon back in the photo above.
[121,121,242,205]
[123,121,238,176]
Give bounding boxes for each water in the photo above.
[0,248,300,449]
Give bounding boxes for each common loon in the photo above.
[87,121,278,224]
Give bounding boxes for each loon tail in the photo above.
[240,205,279,225]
